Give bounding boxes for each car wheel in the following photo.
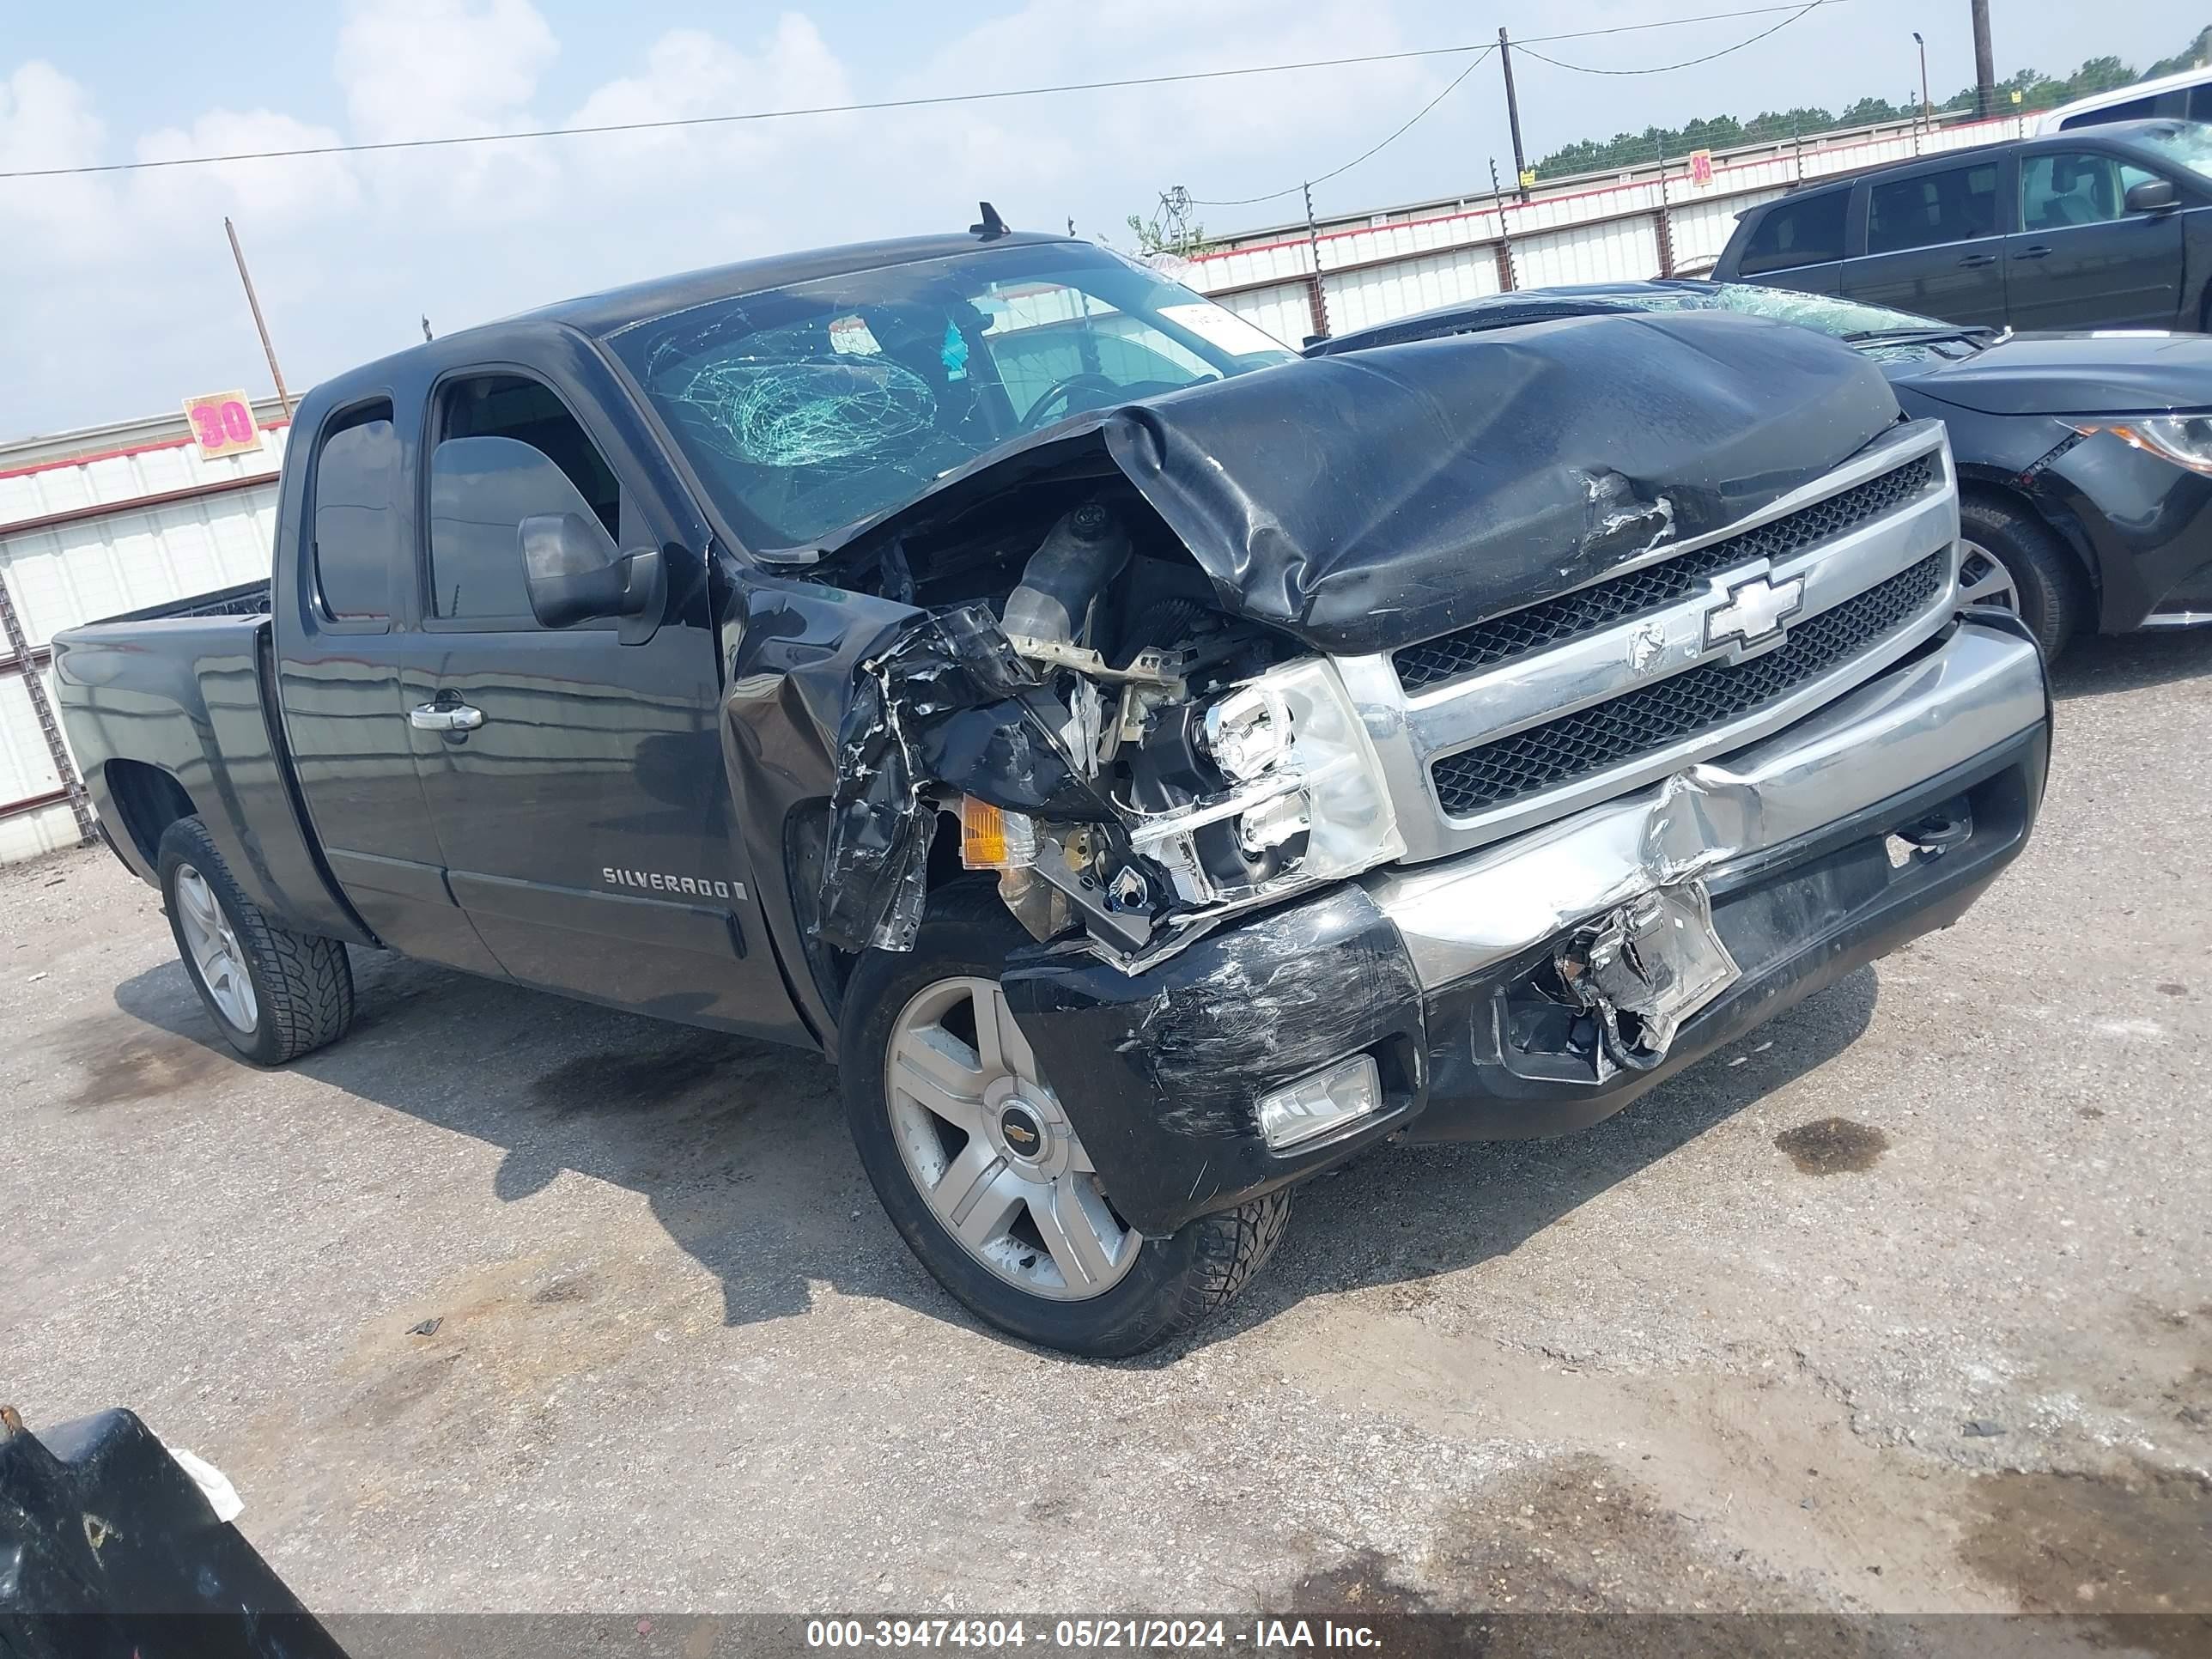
[839,880,1291,1358]
[1957,496,2085,659]
[157,816,356,1066]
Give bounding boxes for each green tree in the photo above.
[1512,27,2210,183]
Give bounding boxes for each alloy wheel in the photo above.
[884,976,1138,1300]
[1958,540,2021,613]
[174,863,258,1033]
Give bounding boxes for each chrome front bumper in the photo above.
[1360,617,2049,992]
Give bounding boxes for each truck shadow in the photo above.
[2051,628,2212,700]
[112,951,1875,1359]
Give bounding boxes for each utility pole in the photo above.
[1303,180,1330,341]
[1970,0,1996,118]
[1498,27,1530,202]
[224,217,294,421]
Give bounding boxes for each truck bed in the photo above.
[51,606,372,948]
[96,579,272,625]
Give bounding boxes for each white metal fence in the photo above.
[1182,113,2027,342]
[0,423,285,863]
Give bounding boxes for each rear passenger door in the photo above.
[2008,148,2185,329]
[397,355,797,1037]
[1839,158,2011,326]
[1723,188,1849,295]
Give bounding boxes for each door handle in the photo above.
[1956,253,2000,267]
[410,701,485,732]
[2013,245,2052,259]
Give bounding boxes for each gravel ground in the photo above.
[3,632,2208,1637]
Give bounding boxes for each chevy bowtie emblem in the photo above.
[1705,572,1806,649]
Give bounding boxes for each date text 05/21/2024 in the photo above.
[803,1620,1382,1650]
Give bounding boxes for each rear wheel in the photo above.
[1957,496,2086,659]
[840,882,1291,1356]
[157,816,356,1066]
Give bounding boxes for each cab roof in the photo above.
[514,229,1078,337]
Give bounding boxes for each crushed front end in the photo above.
[809,319,2051,1237]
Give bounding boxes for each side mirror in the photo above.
[2125,178,2179,214]
[521,515,667,644]
[429,435,667,643]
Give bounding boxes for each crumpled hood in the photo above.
[1104,310,1899,654]
[1901,329,2212,418]
[824,310,1901,657]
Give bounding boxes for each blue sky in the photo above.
[3,0,2203,439]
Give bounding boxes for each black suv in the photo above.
[1712,119,2212,331]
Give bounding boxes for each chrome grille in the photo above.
[1394,453,1942,692]
[1429,551,1948,818]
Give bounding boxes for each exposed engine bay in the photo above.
[804,305,1909,978]
[813,485,1403,971]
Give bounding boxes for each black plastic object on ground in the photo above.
[0,1403,348,1659]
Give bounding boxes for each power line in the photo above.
[1190,49,1496,207]
[1188,0,1840,215]
[1515,1,1827,76]
[0,2,1856,182]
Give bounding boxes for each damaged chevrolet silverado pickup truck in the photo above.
[56,224,2052,1355]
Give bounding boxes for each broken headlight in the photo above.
[1127,656,1404,910]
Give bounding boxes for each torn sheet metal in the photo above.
[815,603,1116,952]
[1554,881,1741,1074]
[816,311,1899,656]
[1100,312,1899,653]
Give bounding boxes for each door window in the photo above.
[310,402,398,623]
[1866,162,2001,254]
[428,375,623,622]
[1735,191,1847,275]
[2021,151,2160,231]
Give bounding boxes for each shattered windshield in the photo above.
[1580,283,1991,363]
[1610,284,1954,337]
[605,242,1294,550]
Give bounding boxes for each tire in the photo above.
[157,816,356,1066]
[839,880,1291,1358]
[1957,495,2087,660]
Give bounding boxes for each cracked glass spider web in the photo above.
[659,356,939,469]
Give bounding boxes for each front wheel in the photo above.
[158,816,356,1066]
[1957,496,2086,659]
[839,883,1291,1357]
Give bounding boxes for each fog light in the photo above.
[1256,1054,1382,1150]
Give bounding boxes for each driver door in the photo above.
[397,352,800,1038]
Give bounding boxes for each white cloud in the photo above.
[9,0,2205,441]
[132,111,360,224]
[566,16,854,173]
[337,0,556,142]
[0,59,103,173]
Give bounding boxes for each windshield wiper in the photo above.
[1842,325,2002,345]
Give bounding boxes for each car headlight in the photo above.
[1127,656,1405,909]
[2067,415,2212,477]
